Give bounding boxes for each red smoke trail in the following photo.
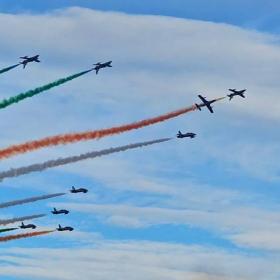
[0,104,197,160]
[0,230,54,242]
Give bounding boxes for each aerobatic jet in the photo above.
[93,61,112,74]
[57,224,74,231]
[70,186,88,193]
[19,222,36,229]
[228,89,246,100]
[19,55,40,68]
[51,208,69,215]
[195,95,217,113]
[177,131,196,139]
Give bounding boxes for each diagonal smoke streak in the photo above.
[0,68,92,110]
[0,64,20,75]
[0,214,46,226]
[0,227,18,233]
[0,103,200,160]
[0,138,171,180]
[0,193,66,209]
[0,230,54,242]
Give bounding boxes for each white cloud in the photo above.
[0,240,279,280]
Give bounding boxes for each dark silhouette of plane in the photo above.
[19,222,36,229]
[57,224,74,231]
[177,131,196,139]
[195,95,217,113]
[51,208,69,215]
[70,186,88,193]
[19,55,40,68]
[93,61,112,74]
[228,89,246,100]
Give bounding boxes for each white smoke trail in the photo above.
[0,138,171,180]
[0,193,66,209]
[0,214,46,226]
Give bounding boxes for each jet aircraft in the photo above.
[19,222,36,229]
[57,224,74,231]
[19,55,40,68]
[228,89,246,100]
[70,186,88,193]
[177,131,196,139]
[195,95,217,113]
[51,208,69,215]
[93,61,112,74]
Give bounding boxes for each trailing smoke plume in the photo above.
[0,230,54,242]
[0,214,46,226]
[0,69,92,109]
[0,104,198,160]
[0,193,66,209]
[0,227,18,233]
[0,64,20,75]
[0,138,171,180]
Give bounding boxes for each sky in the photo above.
[0,1,280,279]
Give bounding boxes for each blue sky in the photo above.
[0,1,280,279]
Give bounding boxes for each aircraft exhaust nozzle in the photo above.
[195,104,201,111]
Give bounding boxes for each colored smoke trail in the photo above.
[0,69,92,110]
[0,230,54,242]
[0,214,46,226]
[0,64,20,75]
[0,227,17,233]
[0,104,198,160]
[0,193,66,209]
[0,138,171,180]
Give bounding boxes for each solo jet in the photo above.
[57,224,74,231]
[93,60,112,74]
[70,186,88,193]
[19,222,36,229]
[19,55,40,69]
[195,95,217,113]
[228,89,246,100]
[177,131,196,139]
[51,208,69,215]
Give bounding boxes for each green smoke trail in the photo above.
[0,227,17,233]
[0,64,20,75]
[0,68,92,109]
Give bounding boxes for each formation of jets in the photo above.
[19,55,40,69]
[93,60,112,74]
[9,56,247,235]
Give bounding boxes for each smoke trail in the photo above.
[0,227,17,233]
[0,69,92,109]
[0,104,199,160]
[0,193,66,209]
[0,214,46,226]
[0,230,54,242]
[0,64,20,75]
[0,138,171,180]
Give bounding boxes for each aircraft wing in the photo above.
[198,95,208,104]
[207,105,214,113]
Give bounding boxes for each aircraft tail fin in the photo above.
[96,69,99,74]
[195,104,201,111]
